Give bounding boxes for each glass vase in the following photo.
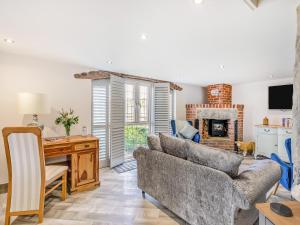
[65,126,71,136]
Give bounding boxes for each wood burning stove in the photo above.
[208,119,228,137]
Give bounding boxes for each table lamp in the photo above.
[18,92,50,129]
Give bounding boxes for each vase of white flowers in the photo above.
[55,108,79,136]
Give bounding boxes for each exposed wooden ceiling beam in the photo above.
[244,0,260,9]
[74,70,183,91]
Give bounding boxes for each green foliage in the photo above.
[55,108,79,136]
[125,125,148,154]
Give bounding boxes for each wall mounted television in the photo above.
[268,84,293,110]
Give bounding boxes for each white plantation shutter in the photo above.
[153,83,170,134]
[110,75,125,168]
[92,79,109,167]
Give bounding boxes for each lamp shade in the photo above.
[18,92,50,115]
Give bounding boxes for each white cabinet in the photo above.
[255,126,292,162]
[255,127,278,158]
[277,128,292,162]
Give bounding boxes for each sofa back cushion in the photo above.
[159,133,189,159]
[147,134,163,152]
[187,143,243,178]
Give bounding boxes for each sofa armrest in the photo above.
[232,160,281,210]
[133,147,149,159]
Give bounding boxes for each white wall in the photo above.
[233,78,293,141]
[0,51,94,184]
[176,83,207,120]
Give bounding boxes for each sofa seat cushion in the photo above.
[159,133,189,159]
[187,143,243,178]
[45,165,68,186]
[232,159,281,209]
[147,134,163,152]
[179,124,198,140]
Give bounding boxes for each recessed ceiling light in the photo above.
[141,34,148,40]
[220,64,225,70]
[3,38,15,44]
[106,60,112,64]
[195,0,204,4]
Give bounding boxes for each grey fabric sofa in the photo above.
[134,140,281,225]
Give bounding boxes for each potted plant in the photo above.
[55,108,79,136]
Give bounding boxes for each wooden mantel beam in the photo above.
[74,70,183,91]
[244,0,260,9]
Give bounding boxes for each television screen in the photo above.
[268,85,293,110]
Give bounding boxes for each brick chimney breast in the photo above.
[207,84,232,105]
[186,84,244,151]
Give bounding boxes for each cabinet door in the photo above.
[77,150,96,186]
[256,132,278,158]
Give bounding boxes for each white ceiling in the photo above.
[0,0,299,85]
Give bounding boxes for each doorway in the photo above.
[124,82,151,159]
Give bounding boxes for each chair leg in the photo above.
[272,182,280,196]
[267,182,280,201]
[38,188,45,224]
[61,171,67,201]
[38,208,44,223]
[142,191,145,199]
[4,214,10,225]
[5,197,11,225]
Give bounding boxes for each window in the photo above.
[125,82,151,158]
[125,83,150,124]
[125,84,135,123]
[139,86,149,122]
[92,78,174,165]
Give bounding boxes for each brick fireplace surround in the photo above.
[186,84,244,151]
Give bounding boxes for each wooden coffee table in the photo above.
[256,201,300,225]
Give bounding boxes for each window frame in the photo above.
[125,79,152,126]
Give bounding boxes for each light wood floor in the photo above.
[12,169,185,225]
[6,167,292,225]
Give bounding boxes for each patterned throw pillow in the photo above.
[179,124,198,140]
[159,133,189,159]
[147,134,163,152]
[187,142,243,178]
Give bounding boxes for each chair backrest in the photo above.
[2,127,45,213]
[171,120,195,136]
[285,138,292,164]
[170,120,176,136]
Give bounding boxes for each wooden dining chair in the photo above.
[2,127,68,225]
